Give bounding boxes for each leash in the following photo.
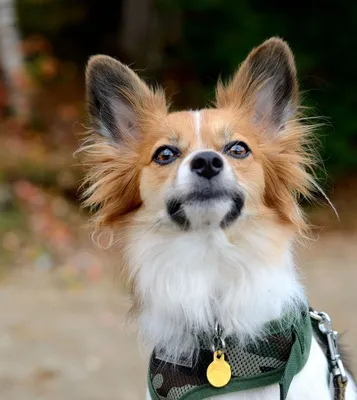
[309,308,348,400]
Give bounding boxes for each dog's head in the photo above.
[82,38,314,240]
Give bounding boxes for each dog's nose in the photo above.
[190,151,224,180]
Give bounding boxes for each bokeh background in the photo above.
[0,1,357,399]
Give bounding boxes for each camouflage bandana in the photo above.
[148,307,312,400]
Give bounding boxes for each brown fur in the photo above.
[79,38,319,247]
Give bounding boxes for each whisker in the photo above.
[139,218,163,238]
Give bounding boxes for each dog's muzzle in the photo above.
[166,190,244,230]
[166,150,244,230]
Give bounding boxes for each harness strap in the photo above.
[148,308,313,400]
[148,308,348,400]
[279,313,312,400]
[279,330,301,400]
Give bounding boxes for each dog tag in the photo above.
[206,351,231,388]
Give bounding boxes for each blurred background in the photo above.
[0,1,356,399]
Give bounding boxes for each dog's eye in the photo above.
[152,145,181,165]
[223,141,251,159]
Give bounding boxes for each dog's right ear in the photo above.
[86,56,166,143]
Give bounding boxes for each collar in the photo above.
[148,306,312,400]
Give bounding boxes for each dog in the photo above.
[80,38,356,399]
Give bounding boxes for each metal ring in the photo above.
[219,336,226,351]
[317,312,332,334]
[214,321,222,337]
[211,337,218,353]
[309,309,324,322]
[211,322,226,353]
[310,310,333,333]
[211,336,226,352]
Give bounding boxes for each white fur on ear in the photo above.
[86,55,146,142]
[97,97,140,141]
[254,79,295,129]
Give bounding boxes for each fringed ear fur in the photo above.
[216,37,299,133]
[81,56,167,227]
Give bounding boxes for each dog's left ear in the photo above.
[216,37,298,132]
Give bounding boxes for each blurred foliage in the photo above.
[8,0,357,174]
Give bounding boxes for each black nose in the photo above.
[190,151,224,180]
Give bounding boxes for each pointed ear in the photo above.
[216,38,298,131]
[85,55,166,142]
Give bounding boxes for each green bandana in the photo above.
[148,307,312,400]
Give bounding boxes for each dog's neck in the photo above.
[127,219,305,360]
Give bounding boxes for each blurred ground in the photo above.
[0,116,356,400]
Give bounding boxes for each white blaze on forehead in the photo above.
[192,110,202,147]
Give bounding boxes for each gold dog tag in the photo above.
[206,351,231,388]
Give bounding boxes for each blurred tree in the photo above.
[119,0,153,64]
[0,0,30,121]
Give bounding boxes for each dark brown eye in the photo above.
[223,141,251,159]
[152,145,181,165]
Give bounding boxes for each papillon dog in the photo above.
[80,38,356,400]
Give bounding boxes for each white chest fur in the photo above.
[128,224,304,359]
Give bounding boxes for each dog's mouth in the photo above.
[166,191,244,230]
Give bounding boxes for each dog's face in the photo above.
[138,109,265,231]
[83,38,313,239]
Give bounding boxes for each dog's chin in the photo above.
[166,193,244,231]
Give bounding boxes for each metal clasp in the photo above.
[309,309,348,384]
[211,321,226,353]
